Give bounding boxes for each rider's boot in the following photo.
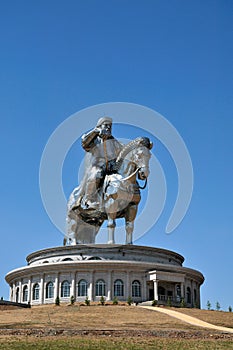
[82,179,101,209]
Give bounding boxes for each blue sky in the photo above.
[0,1,232,310]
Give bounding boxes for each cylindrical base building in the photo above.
[5,244,204,308]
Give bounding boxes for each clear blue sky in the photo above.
[1,1,232,311]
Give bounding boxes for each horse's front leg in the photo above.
[106,198,118,244]
[125,204,138,244]
[107,216,116,244]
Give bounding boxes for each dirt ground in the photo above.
[0,303,232,341]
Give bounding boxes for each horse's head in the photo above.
[115,137,153,181]
[133,137,153,180]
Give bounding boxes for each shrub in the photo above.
[166,297,172,307]
[85,296,90,306]
[55,296,60,306]
[180,298,186,308]
[127,296,133,306]
[112,296,118,305]
[70,295,75,305]
[216,301,221,311]
[100,296,105,305]
[151,299,157,307]
[228,306,232,312]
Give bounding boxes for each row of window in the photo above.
[17,279,141,302]
[42,256,102,263]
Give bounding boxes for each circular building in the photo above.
[5,244,204,307]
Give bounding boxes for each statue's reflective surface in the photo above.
[65,117,153,245]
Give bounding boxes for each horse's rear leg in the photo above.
[125,221,134,244]
[125,204,138,244]
[66,216,77,245]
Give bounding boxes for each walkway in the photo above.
[140,306,233,333]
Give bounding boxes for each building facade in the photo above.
[5,244,204,307]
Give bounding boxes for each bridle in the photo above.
[120,167,148,189]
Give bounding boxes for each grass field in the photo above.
[0,337,233,350]
[0,303,232,349]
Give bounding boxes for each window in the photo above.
[78,279,88,296]
[32,283,40,300]
[167,290,173,301]
[132,280,141,298]
[194,289,197,302]
[114,279,124,297]
[176,285,181,302]
[95,279,106,296]
[158,286,166,300]
[46,282,54,299]
[61,280,70,297]
[176,285,181,297]
[187,287,191,304]
[23,286,28,302]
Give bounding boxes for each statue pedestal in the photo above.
[5,244,204,307]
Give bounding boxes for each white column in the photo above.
[12,283,16,302]
[198,284,201,308]
[40,275,44,304]
[89,271,94,301]
[191,280,193,306]
[54,273,59,300]
[71,272,75,299]
[107,270,112,301]
[126,271,130,298]
[153,280,158,300]
[28,278,32,304]
[19,280,22,303]
[73,272,77,300]
[9,285,13,302]
[75,272,78,299]
[142,275,147,301]
[181,282,184,299]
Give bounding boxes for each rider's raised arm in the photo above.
[81,128,100,152]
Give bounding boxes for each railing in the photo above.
[158,295,182,303]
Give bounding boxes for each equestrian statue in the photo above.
[65,117,153,245]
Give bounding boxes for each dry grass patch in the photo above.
[0,303,199,331]
[0,303,233,349]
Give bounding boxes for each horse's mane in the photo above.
[115,137,152,171]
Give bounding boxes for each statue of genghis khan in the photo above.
[81,116,122,210]
[66,117,153,246]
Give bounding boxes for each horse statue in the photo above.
[65,137,153,245]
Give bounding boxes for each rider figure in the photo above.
[81,117,122,209]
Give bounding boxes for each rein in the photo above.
[120,167,148,190]
[138,178,147,189]
[120,168,139,182]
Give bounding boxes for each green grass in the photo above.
[0,337,232,350]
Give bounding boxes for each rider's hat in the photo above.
[96,116,112,127]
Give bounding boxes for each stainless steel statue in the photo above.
[65,117,153,245]
[80,116,122,210]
